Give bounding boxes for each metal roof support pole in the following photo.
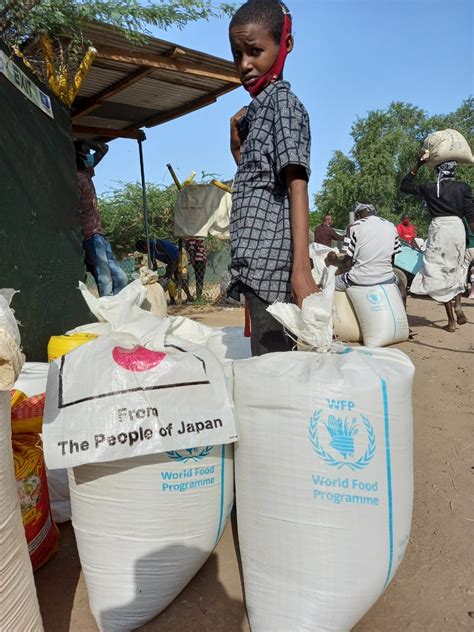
[137,134,152,269]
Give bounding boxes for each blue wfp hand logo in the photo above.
[166,446,213,462]
[309,410,376,471]
[367,288,383,305]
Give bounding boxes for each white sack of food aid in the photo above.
[333,291,362,343]
[207,327,251,360]
[14,362,71,522]
[347,284,408,347]
[72,282,250,361]
[70,443,234,632]
[0,292,24,390]
[43,332,237,469]
[422,128,474,169]
[0,298,43,631]
[233,346,414,632]
[1,392,44,631]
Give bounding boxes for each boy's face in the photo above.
[230,23,291,91]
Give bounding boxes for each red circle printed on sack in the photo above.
[112,346,166,372]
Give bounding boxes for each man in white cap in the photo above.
[327,203,402,291]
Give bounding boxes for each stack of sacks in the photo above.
[0,292,44,631]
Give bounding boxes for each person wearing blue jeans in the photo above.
[83,233,128,297]
[75,140,128,296]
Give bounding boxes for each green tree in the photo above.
[1,0,234,88]
[99,181,177,257]
[315,99,474,236]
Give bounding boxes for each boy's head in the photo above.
[229,0,293,97]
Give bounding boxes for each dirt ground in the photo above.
[34,295,474,632]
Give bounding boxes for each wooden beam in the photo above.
[72,66,154,119]
[131,83,237,129]
[95,45,240,85]
[72,125,145,140]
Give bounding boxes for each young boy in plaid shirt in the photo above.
[228,0,318,356]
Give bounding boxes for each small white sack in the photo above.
[422,128,474,169]
[139,267,168,318]
[233,346,414,632]
[333,291,362,343]
[0,292,24,390]
[43,333,237,469]
[347,284,408,347]
[70,443,234,632]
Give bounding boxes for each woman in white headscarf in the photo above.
[400,156,474,331]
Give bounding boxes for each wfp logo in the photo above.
[309,410,375,471]
[367,288,383,305]
[166,446,213,462]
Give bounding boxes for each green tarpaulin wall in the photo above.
[0,45,92,361]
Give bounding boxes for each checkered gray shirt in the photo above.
[230,81,311,303]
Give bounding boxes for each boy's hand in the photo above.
[230,106,247,164]
[291,267,320,308]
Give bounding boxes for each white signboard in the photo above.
[0,51,54,118]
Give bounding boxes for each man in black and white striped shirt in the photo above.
[330,203,401,290]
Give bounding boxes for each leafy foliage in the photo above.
[315,99,474,236]
[99,181,177,257]
[0,0,235,88]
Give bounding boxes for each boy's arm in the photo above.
[285,165,320,306]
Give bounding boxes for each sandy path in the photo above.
[34,296,474,631]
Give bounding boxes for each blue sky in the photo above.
[93,0,473,205]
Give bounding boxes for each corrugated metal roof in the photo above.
[71,22,240,140]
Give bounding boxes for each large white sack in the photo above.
[14,362,71,522]
[207,326,251,360]
[70,444,234,632]
[333,291,362,343]
[174,184,232,239]
[0,297,43,631]
[347,284,408,347]
[422,128,474,169]
[0,392,44,631]
[233,347,414,632]
[71,283,250,362]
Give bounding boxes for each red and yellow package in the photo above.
[11,390,59,571]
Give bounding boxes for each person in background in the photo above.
[135,239,194,303]
[314,214,344,247]
[75,140,128,297]
[396,214,417,244]
[185,239,207,301]
[327,203,402,292]
[400,157,474,331]
[228,0,318,356]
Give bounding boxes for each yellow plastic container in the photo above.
[47,333,98,361]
